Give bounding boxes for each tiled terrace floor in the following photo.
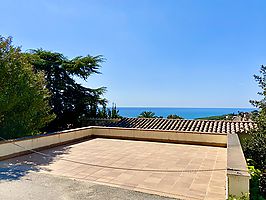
[2,138,227,200]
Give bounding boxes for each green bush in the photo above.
[246,159,266,200]
[260,173,266,197]
[244,65,266,199]
[243,132,266,171]
[228,193,249,200]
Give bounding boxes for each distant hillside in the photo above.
[196,113,235,120]
[196,111,257,121]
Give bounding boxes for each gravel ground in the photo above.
[0,172,177,200]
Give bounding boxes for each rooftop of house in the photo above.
[0,120,250,199]
[0,138,227,200]
[106,117,256,134]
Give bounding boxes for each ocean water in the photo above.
[117,107,255,119]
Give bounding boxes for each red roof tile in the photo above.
[107,118,256,134]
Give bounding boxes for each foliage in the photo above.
[167,114,183,119]
[28,49,107,132]
[0,36,55,139]
[250,110,260,121]
[138,111,157,118]
[97,103,122,118]
[228,194,249,200]
[246,159,265,200]
[243,65,266,199]
[247,159,262,177]
[260,173,266,197]
[250,65,266,129]
[243,65,266,172]
[243,132,266,171]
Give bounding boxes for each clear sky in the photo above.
[1,0,266,108]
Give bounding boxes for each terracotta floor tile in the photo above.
[144,176,162,184]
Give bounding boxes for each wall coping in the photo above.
[0,126,93,145]
[90,126,227,135]
[0,125,227,145]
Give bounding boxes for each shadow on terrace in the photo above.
[0,142,76,181]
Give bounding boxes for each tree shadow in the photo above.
[0,140,84,181]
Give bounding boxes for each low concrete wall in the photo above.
[227,133,250,198]
[90,126,227,147]
[0,127,93,160]
[0,126,227,161]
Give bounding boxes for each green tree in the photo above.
[98,103,122,119]
[107,103,122,118]
[245,65,266,171]
[167,114,183,119]
[28,49,107,131]
[138,111,156,118]
[250,65,266,129]
[0,37,55,139]
[242,65,266,199]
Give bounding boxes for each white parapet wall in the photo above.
[227,133,250,198]
[0,127,93,160]
[90,126,227,147]
[0,126,227,160]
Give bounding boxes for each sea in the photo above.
[117,107,255,119]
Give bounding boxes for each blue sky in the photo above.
[1,0,266,108]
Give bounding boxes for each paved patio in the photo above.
[0,138,227,200]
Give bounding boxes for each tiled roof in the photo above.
[107,118,256,134]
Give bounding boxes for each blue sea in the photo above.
[117,107,255,119]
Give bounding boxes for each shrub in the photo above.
[246,159,266,199]
[228,193,249,200]
[260,173,266,197]
[242,131,266,171]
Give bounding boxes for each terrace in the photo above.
[0,118,252,200]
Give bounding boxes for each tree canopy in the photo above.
[167,114,183,119]
[138,111,157,118]
[98,103,122,119]
[242,65,266,199]
[244,65,266,171]
[250,65,266,130]
[0,37,55,139]
[28,49,107,131]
